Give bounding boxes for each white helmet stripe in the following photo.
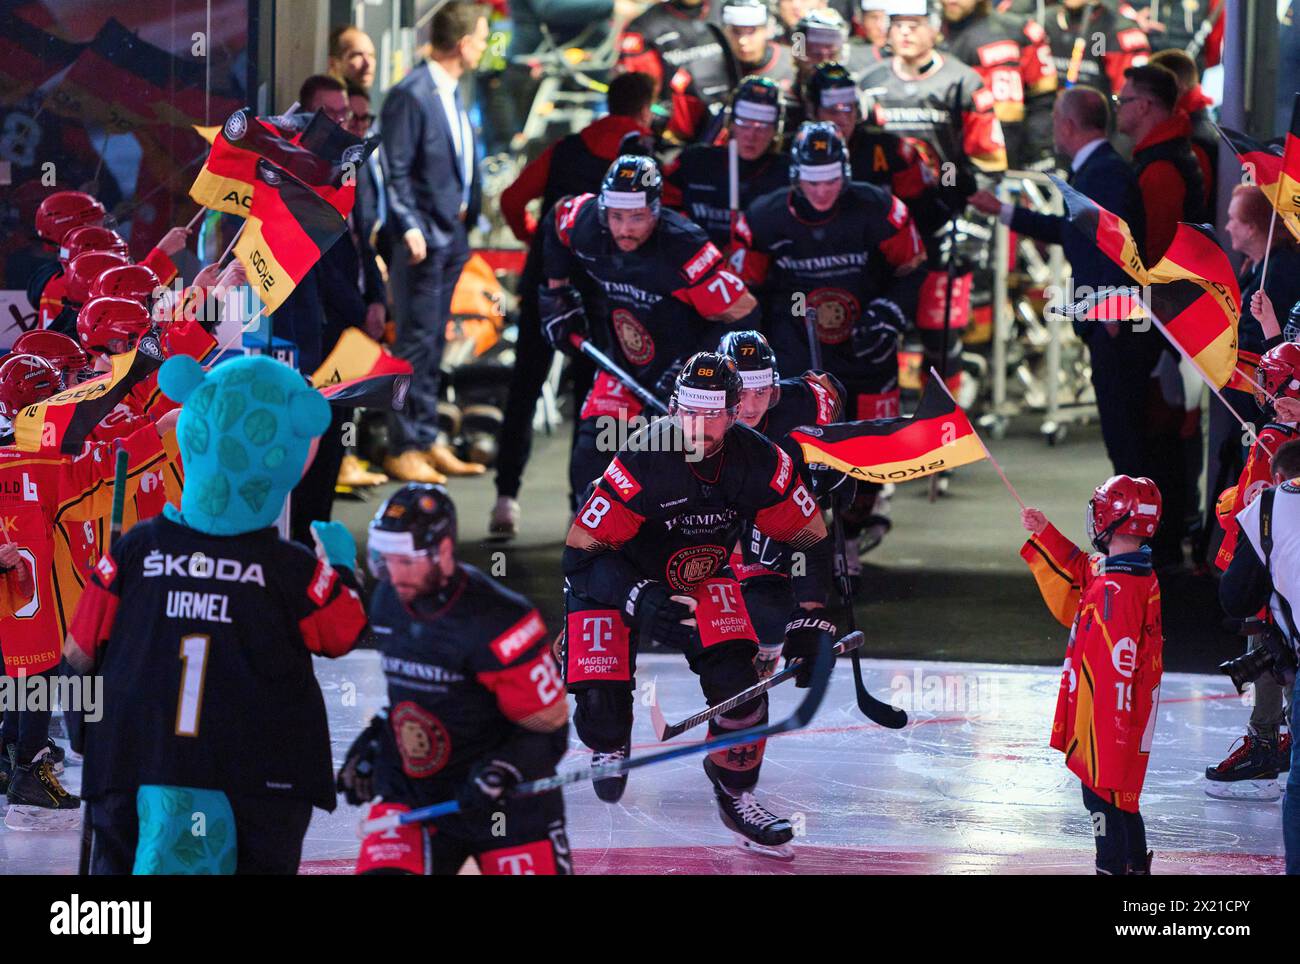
[677,386,728,408]
[798,160,845,182]
[602,190,649,210]
[734,101,779,123]
[739,368,775,388]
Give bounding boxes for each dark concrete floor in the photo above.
[332,414,1240,674]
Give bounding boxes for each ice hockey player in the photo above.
[1020,476,1164,875]
[65,353,368,873]
[1203,344,1300,796]
[718,330,843,678]
[0,353,176,830]
[540,154,758,505]
[785,7,871,130]
[940,0,1057,169]
[341,484,572,875]
[662,76,791,251]
[562,352,835,857]
[666,0,796,144]
[616,0,725,111]
[1044,0,1150,100]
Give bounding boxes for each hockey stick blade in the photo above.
[651,631,864,741]
[358,635,839,835]
[850,647,908,729]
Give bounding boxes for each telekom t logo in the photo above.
[583,615,614,653]
[706,583,736,613]
[495,852,536,875]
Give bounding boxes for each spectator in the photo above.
[381,1,491,484]
[490,71,655,537]
[969,86,1158,484]
[1115,63,1206,262]
[345,83,389,277]
[1148,47,1216,217]
[329,26,377,91]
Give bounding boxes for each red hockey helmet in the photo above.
[1087,475,1162,552]
[0,354,61,419]
[59,225,130,264]
[1255,342,1300,409]
[77,296,153,356]
[11,330,93,386]
[65,251,130,304]
[89,262,163,306]
[35,191,106,245]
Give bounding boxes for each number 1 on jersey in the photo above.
[175,634,211,737]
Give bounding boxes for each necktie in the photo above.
[452,85,471,209]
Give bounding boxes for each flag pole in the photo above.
[184,208,206,232]
[218,222,246,265]
[204,306,266,369]
[928,367,1025,509]
[1260,213,1280,289]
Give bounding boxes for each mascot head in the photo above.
[158,354,330,535]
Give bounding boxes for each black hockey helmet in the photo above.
[670,351,743,414]
[790,121,851,192]
[795,8,848,60]
[367,483,457,578]
[808,62,860,115]
[599,154,662,228]
[729,76,785,141]
[719,330,780,417]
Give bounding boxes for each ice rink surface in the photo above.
[1,651,1286,875]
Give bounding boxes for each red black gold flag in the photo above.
[311,329,413,410]
[234,160,347,313]
[14,337,165,455]
[1278,93,1300,215]
[1217,127,1300,242]
[0,10,83,103]
[1051,176,1149,284]
[291,110,380,218]
[789,380,986,483]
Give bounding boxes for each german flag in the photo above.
[291,110,380,218]
[1217,127,1300,242]
[1050,176,1149,284]
[1278,93,1300,215]
[789,380,986,484]
[311,329,413,410]
[13,338,164,455]
[235,159,347,314]
[0,10,83,103]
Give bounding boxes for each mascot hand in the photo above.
[311,520,357,571]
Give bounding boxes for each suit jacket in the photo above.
[381,63,482,250]
[1010,140,1156,375]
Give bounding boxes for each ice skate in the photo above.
[1204,736,1282,801]
[5,747,81,831]
[703,758,794,860]
[591,742,630,803]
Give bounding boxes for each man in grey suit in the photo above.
[381,1,491,483]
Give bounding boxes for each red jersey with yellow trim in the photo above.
[1046,3,1149,97]
[1021,523,1163,813]
[858,53,1008,183]
[1215,422,1299,572]
[542,193,759,405]
[942,7,1056,167]
[563,418,826,608]
[68,513,367,809]
[368,563,567,808]
[0,424,166,674]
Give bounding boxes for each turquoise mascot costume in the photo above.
[131,354,355,874]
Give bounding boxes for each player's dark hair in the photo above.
[1274,440,1300,481]
[346,81,370,102]
[1060,85,1109,133]
[430,1,489,53]
[1124,64,1179,113]
[1148,48,1198,90]
[299,73,346,111]
[607,72,656,117]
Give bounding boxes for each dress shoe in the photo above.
[489,496,520,538]
[338,454,389,487]
[425,442,485,476]
[383,451,447,484]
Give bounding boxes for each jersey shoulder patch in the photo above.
[1116,26,1149,51]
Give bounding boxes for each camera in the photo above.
[1218,620,1298,693]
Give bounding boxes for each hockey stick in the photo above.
[801,317,908,730]
[77,444,129,876]
[358,635,838,835]
[568,334,668,414]
[650,630,865,740]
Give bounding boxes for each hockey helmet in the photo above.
[719,329,781,419]
[1286,301,1300,343]
[65,251,130,305]
[729,76,785,141]
[808,62,861,117]
[671,351,743,413]
[1256,341,1300,411]
[790,121,851,192]
[77,296,153,356]
[795,8,848,61]
[11,330,93,387]
[90,262,163,307]
[1086,475,1162,553]
[599,154,662,227]
[60,225,130,265]
[722,0,769,28]
[0,354,61,419]
[35,191,105,245]
[368,483,458,580]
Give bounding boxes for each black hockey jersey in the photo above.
[663,145,791,249]
[668,40,797,144]
[564,418,825,608]
[542,193,758,393]
[67,514,368,810]
[368,564,567,807]
[733,182,925,389]
[617,0,726,100]
[1045,3,1150,97]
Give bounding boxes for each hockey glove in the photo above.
[539,285,587,356]
[783,610,836,688]
[311,520,357,571]
[850,298,906,365]
[627,580,698,651]
[457,758,524,813]
[652,357,688,402]
[337,713,387,805]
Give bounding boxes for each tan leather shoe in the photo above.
[383,451,447,484]
[424,442,485,476]
[338,454,388,488]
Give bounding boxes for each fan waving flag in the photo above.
[1050,176,1149,284]
[1218,126,1300,242]
[311,328,413,410]
[235,159,347,313]
[790,381,986,484]
[13,337,165,454]
[291,110,380,218]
